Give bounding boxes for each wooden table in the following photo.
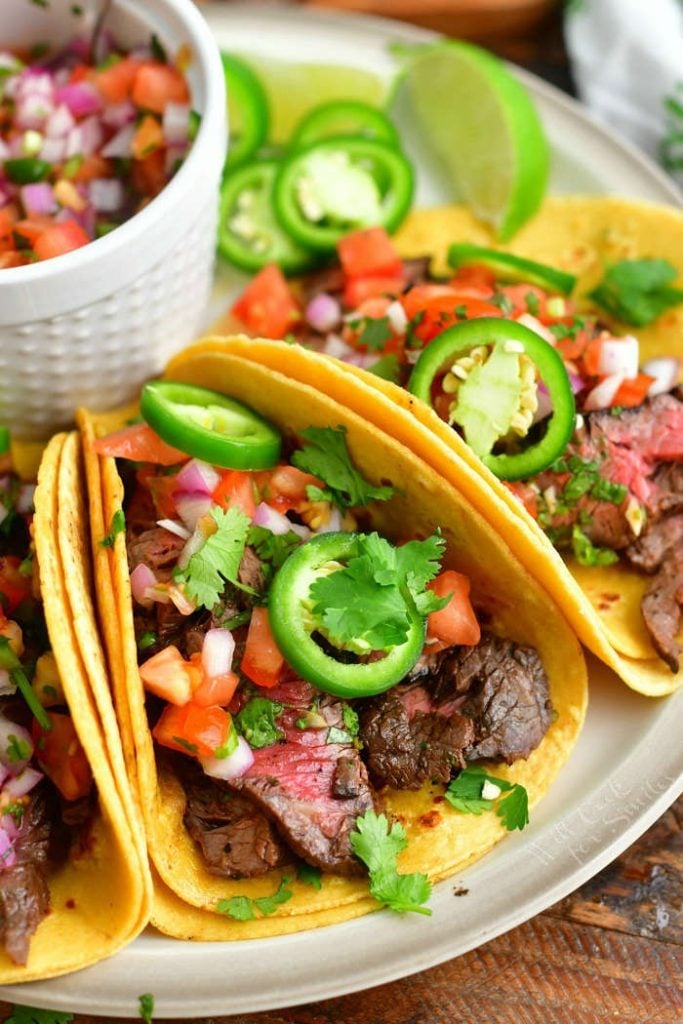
[1,795,680,1022]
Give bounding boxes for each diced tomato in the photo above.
[232,264,301,339]
[142,468,182,519]
[612,373,655,408]
[343,273,405,308]
[139,645,197,705]
[555,324,590,361]
[431,391,452,423]
[0,556,32,614]
[93,423,187,466]
[337,227,403,279]
[0,206,17,240]
[68,64,90,84]
[72,154,114,183]
[241,607,285,688]
[33,220,90,261]
[498,284,557,321]
[190,657,240,708]
[94,56,141,103]
[502,480,539,519]
[13,217,54,246]
[401,284,461,320]
[581,338,604,378]
[401,286,504,344]
[258,464,321,512]
[448,264,496,294]
[132,114,164,160]
[132,61,190,114]
[0,253,25,269]
[32,712,92,802]
[132,148,167,197]
[213,470,256,518]
[426,570,481,647]
[153,702,233,758]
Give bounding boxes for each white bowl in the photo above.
[0,0,226,439]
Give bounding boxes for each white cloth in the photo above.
[565,0,683,187]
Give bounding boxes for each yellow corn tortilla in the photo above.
[0,435,151,983]
[207,196,683,696]
[81,352,586,938]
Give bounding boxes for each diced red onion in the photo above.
[0,670,15,697]
[0,139,10,162]
[318,507,343,533]
[65,125,83,158]
[40,136,67,163]
[0,765,8,789]
[201,736,254,781]
[16,94,54,130]
[0,717,32,771]
[175,459,220,496]
[568,372,584,395]
[163,102,191,144]
[202,628,235,679]
[305,293,341,333]
[157,518,191,541]
[130,563,157,607]
[16,484,36,515]
[643,358,679,397]
[21,183,56,217]
[386,299,408,335]
[252,502,294,536]
[174,493,213,532]
[516,313,556,345]
[0,827,16,870]
[583,373,624,412]
[0,812,18,840]
[79,116,104,157]
[532,383,553,424]
[340,350,376,369]
[322,333,354,359]
[89,177,124,213]
[102,101,137,129]
[45,103,75,139]
[4,766,42,799]
[596,335,639,379]
[55,82,102,118]
[101,123,136,159]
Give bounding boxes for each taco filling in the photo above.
[0,462,94,963]
[94,393,555,901]
[229,230,682,673]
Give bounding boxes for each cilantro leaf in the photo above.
[4,1008,74,1024]
[589,259,683,326]
[217,876,293,920]
[445,766,529,832]
[356,315,393,352]
[571,525,619,567]
[296,863,323,890]
[309,533,445,654]
[174,506,250,610]
[247,525,301,585]
[368,354,400,383]
[292,426,394,511]
[138,993,154,1024]
[100,507,125,548]
[234,698,283,749]
[341,703,359,737]
[350,811,432,915]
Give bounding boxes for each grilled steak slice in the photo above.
[641,545,683,673]
[360,688,473,790]
[180,763,289,879]
[0,787,54,965]
[231,693,375,876]
[127,526,185,577]
[625,512,683,573]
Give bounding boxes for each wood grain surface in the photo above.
[1,796,680,1024]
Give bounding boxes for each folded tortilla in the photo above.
[0,434,151,983]
[80,352,586,939]
[207,196,683,697]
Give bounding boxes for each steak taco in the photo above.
[80,352,586,937]
[0,433,149,982]
[218,196,683,696]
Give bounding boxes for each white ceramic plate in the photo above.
[2,4,682,1018]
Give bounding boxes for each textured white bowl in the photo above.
[0,0,226,439]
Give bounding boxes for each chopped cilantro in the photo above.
[137,631,157,651]
[100,508,126,548]
[350,811,432,915]
[6,733,31,764]
[454,304,467,320]
[405,309,426,349]
[234,698,283,749]
[292,426,394,511]
[4,802,25,825]
[489,292,514,315]
[571,525,619,567]
[368,353,400,383]
[352,315,393,352]
[342,703,359,737]
[548,316,587,341]
[296,863,322,890]
[247,525,301,585]
[610,405,624,417]
[309,532,446,654]
[446,766,529,831]
[138,994,154,1024]
[217,875,293,920]
[174,506,250,610]
[589,259,683,326]
[4,1008,74,1024]
[188,109,202,141]
[172,736,198,755]
[525,291,540,316]
[150,33,168,63]
[62,154,83,179]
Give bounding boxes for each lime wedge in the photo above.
[237,56,391,144]
[404,41,549,240]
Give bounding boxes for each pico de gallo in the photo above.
[93,382,549,908]
[228,228,683,673]
[0,451,93,964]
[0,32,196,268]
